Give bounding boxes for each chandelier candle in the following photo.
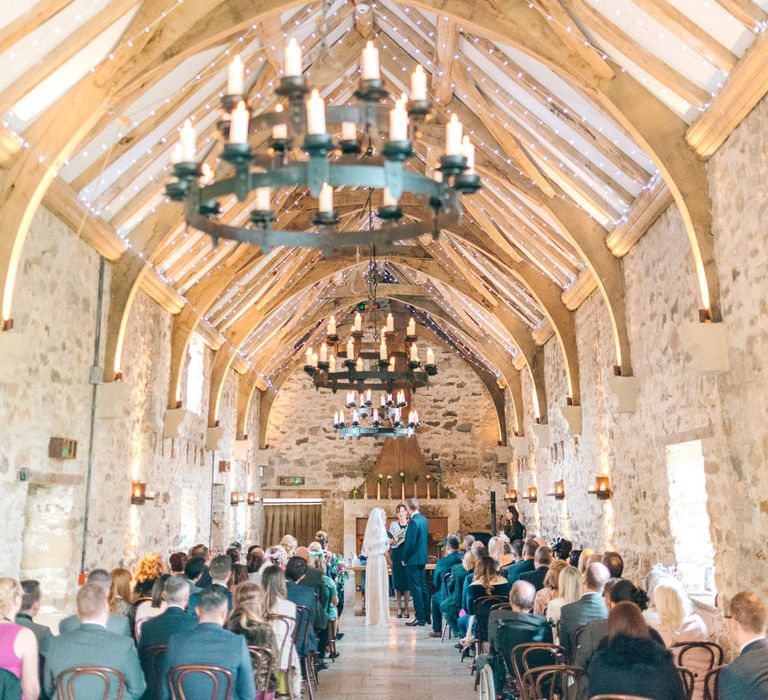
[361,41,380,80]
[426,347,435,365]
[354,312,363,332]
[389,95,409,141]
[170,143,183,165]
[199,163,214,187]
[305,347,313,365]
[341,121,357,141]
[445,113,463,156]
[307,90,326,134]
[410,344,419,362]
[356,358,364,372]
[180,119,196,162]
[410,65,427,101]
[382,187,398,207]
[272,104,287,140]
[386,313,394,332]
[284,38,302,77]
[318,183,333,212]
[229,101,250,144]
[379,338,387,360]
[227,55,244,95]
[406,317,416,337]
[254,187,271,211]
[320,343,328,363]
[346,337,354,359]
[327,315,337,336]
[329,354,336,372]
[461,135,475,173]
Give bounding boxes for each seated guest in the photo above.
[15,579,54,656]
[168,552,187,576]
[134,574,169,636]
[231,564,249,588]
[552,538,573,562]
[587,602,686,700]
[441,550,476,638]
[0,577,41,699]
[226,583,278,699]
[257,546,288,583]
[45,584,145,700]
[279,535,298,558]
[546,564,582,637]
[134,553,165,601]
[577,548,595,574]
[187,555,232,616]
[283,557,320,656]
[262,565,301,699]
[429,534,463,638]
[161,586,254,700]
[188,544,213,588]
[487,536,506,568]
[719,591,768,699]
[484,580,552,690]
[138,576,197,698]
[247,548,265,585]
[59,570,131,637]
[520,545,552,592]
[307,542,339,660]
[108,568,134,618]
[501,505,524,543]
[294,546,329,664]
[184,556,205,596]
[533,559,567,616]
[459,555,511,644]
[505,538,537,584]
[501,540,523,574]
[602,551,624,578]
[559,562,610,659]
[652,578,708,645]
[463,534,476,552]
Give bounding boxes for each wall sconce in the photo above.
[218,460,231,473]
[524,486,538,503]
[131,482,156,505]
[504,489,518,503]
[230,491,245,506]
[247,492,258,506]
[589,475,612,499]
[549,480,566,500]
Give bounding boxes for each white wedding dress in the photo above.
[362,506,391,627]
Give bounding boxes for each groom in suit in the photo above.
[401,497,430,627]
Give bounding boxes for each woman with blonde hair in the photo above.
[108,567,133,617]
[253,546,287,587]
[0,577,40,699]
[652,578,708,646]
[261,565,301,699]
[577,548,595,575]
[547,564,582,636]
[534,559,567,615]
[226,583,278,699]
[133,552,165,598]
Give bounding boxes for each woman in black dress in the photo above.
[502,505,525,543]
[388,503,410,618]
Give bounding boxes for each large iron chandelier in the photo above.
[165,36,481,252]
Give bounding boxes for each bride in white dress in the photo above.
[361,506,391,627]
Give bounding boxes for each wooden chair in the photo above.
[440,572,453,642]
[673,641,724,698]
[248,645,276,697]
[703,664,727,700]
[677,666,696,700]
[511,643,567,700]
[522,663,586,699]
[55,666,126,700]
[267,614,299,700]
[590,695,653,699]
[293,604,317,700]
[168,664,233,700]
[143,644,168,698]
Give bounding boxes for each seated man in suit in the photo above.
[284,557,320,658]
[506,538,538,584]
[480,580,552,689]
[601,551,624,578]
[294,546,329,662]
[15,579,54,655]
[559,562,610,660]
[519,545,552,593]
[58,570,131,637]
[162,586,255,700]
[441,550,475,638]
[139,576,198,699]
[719,591,768,699]
[429,534,464,638]
[44,584,145,700]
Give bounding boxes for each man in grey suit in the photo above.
[719,590,768,699]
[558,562,610,660]
[44,584,146,699]
[58,569,131,637]
[15,579,54,655]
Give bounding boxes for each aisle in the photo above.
[316,614,476,700]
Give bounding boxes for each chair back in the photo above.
[677,666,696,700]
[267,613,297,672]
[168,664,234,700]
[248,645,275,692]
[55,666,126,700]
[510,643,566,700]
[474,595,508,642]
[0,668,21,700]
[143,644,168,697]
[293,605,312,647]
[523,664,586,700]
[590,696,653,699]
[673,640,724,694]
[703,664,727,700]
[491,602,512,612]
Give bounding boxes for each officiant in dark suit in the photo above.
[401,498,430,627]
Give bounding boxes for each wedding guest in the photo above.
[429,534,463,638]
[262,565,301,698]
[602,551,624,578]
[442,550,475,638]
[533,559,567,615]
[559,562,610,658]
[552,538,573,561]
[459,555,511,644]
[284,558,320,658]
[520,545,552,592]
[135,574,170,637]
[502,505,524,543]
[226,547,241,567]
[206,555,234,610]
[279,535,298,558]
[161,586,254,700]
[231,564,249,588]
[108,567,134,618]
[587,602,686,700]
[0,577,40,699]
[389,503,411,618]
[247,548,265,584]
[652,578,708,645]
[59,570,131,637]
[719,591,768,698]
[134,552,165,599]
[46,584,144,700]
[546,564,581,636]
[295,547,329,612]
[188,544,213,588]
[505,538,537,584]
[184,556,205,595]
[308,542,339,660]
[15,580,54,656]
[168,552,187,576]
[577,548,595,574]
[463,534,476,552]
[226,583,278,699]
[258,546,288,580]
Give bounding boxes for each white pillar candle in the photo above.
[380,393,386,407]
[410,343,419,362]
[382,187,398,207]
[305,347,313,365]
[320,343,328,363]
[461,135,475,173]
[285,38,302,77]
[359,392,365,406]
[386,313,394,332]
[254,186,271,210]
[356,357,364,372]
[333,411,338,426]
[352,410,359,424]
[341,121,357,141]
[327,315,336,336]
[407,317,416,336]
[329,354,336,372]
[311,351,318,367]
[306,89,326,135]
[170,143,183,165]
[198,163,214,186]
[272,104,287,139]
[411,65,427,101]
[388,357,395,371]
[373,409,379,423]
[318,182,333,212]
[426,347,435,365]
[389,95,408,141]
[445,113,463,156]
[433,169,443,183]
[180,119,197,161]
[339,410,345,425]
[354,312,362,332]
[379,339,387,360]
[228,54,244,95]
[229,101,250,144]
[346,338,354,358]
[361,41,380,80]
[366,389,372,404]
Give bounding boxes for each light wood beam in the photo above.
[714,0,768,30]
[432,16,458,105]
[259,16,284,72]
[0,0,72,55]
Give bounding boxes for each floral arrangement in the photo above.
[327,552,351,586]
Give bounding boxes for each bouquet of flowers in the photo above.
[327,552,351,587]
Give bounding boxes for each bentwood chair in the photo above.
[522,664,586,700]
[248,645,276,698]
[267,614,299,700]
[511,643,567,700]
[677,666,696,700]
[590,695,653,699]
[672,641,724,698]
[703,664,727,700]
[293,604,317,700]
[168,664,233,700]
[55,666,126,700]
[440,572,453,642]
[142,644,168,698]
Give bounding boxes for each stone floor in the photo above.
[317,614,476,699]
